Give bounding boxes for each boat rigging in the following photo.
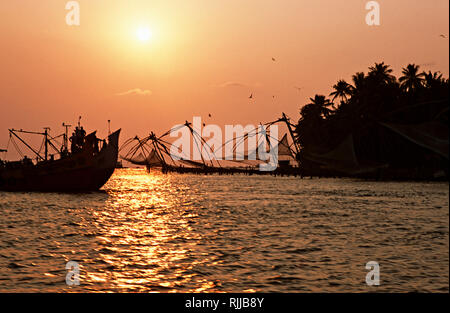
[8,127,65,162]
[1,120,121,192]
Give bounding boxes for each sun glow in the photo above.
[136,27,152,42]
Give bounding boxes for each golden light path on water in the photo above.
[85,172,220,292]
[0,168,448,292]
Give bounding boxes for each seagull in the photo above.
[440,34,448,38]
[249,93,253,99]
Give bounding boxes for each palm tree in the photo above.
[399,64,424,92]
[295,62,449,177]
[296,95,333,148]
[368,62,395,84]
[352,72,366,91]
[423,71,444,89]
[309,95,333,118]
[330,80,353,102]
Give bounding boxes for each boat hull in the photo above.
[0,129,120,192]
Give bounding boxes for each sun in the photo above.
[136,27,152,42]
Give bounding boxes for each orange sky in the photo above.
[0,0,448,155]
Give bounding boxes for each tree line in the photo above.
[294,62,449,178]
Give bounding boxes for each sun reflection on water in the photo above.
[78,169,221,292]
[1,168,447,292]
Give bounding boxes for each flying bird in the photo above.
[208,114,212,118]
[272,57,276,62]
[440,34,448,38]
[249,93,253,99]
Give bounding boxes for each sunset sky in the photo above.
[0,0,448,154]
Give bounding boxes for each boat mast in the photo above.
[62,123,71,152]
[44,127,50,161]
[8,129,45,161]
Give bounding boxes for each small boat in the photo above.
[0,122,120,192]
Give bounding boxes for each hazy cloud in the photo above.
[218,81,262,88]
[419,62,436,67]
[116,88,152,96]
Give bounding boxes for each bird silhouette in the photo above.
[272,57,276,62]
[208,114,212,118]
[440,34,448,38]
[249,93,253,99]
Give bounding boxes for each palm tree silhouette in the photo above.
[309,95,333,118]
[352,72,366,91]
[423,71,444,88]
[399,64,424,92]
[294,61,449,179]
[330,80,353,103]
[368,62,396,84]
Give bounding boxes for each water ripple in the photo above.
[0,169,448,292]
